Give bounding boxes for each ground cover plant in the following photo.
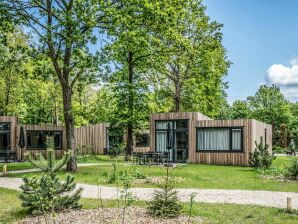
[1,187,298,224]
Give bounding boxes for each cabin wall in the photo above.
[16,124,66,160]
[191,119,252,166]
[251,120,273,154]
[190,119,272,166]
[74,123,109,154]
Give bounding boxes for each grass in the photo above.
[0,155,123,173]
[0,162,33,172]
[8,156,298,192]
[1,187,297,224]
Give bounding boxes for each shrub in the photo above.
[257,165,282,177]
[284,157,298,180]
[77,144,96,161]
[272,146,285,154]
[117,170,135,224]
[19,137,82,215]
[249,137,275,169]
[130,167,146,179]
[147,166,182,218]
[106,163,118,184]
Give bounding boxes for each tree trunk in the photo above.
[4,74,11,116]
[126,51,134,158]
[63,85,77,172]
[174,81,181,112]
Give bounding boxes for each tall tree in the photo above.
[247,85,292,146]
[151,0,230,115]
[6,0,100,171]
[101,0,187,156]
[230,100,251,119]
[0,28,30,116]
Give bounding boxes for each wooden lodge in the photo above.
[0,116,109,161]
[134,112,272,166]
[0,112,272,166]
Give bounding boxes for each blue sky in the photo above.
[204,0,298,103]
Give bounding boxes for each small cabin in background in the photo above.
[0,116,109,161]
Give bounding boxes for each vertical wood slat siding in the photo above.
[149,112,213,154]
[74,123,109,154]
[192,119,272,166]
[149,112,272,166]
[16,124,66,160]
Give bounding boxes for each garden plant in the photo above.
[19,137,82,215]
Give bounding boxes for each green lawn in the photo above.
[7,156,298,192]
[0,155,123,173]
[1,187,297,224]
[0,162,33,172]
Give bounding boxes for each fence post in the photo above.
[287,197,292,212]
[2,164,7,176]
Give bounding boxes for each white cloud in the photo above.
[266,58,298,101]
[267,58,298,86]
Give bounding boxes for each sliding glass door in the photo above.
[0,123,11,151]
[155,120,188,162]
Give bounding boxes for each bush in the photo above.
[130,167,146,179]
[109,143,124,157]
[257,165,282,177]
[19,137,82,215]
[76,144,96,161]
[106,163,118,184]
[284,157,298,180]
[249,137,275,169]
[147,166,182,218]
[272,146,286,154]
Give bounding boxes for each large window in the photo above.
[196,127,243,152]
[27,131,63,149]
[135,134,150,147]
[0,123,10,150]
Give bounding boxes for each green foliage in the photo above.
[19,137,82,215]
[272,146,286,154]
[284,157,298,180]
[188,192,197,222]
[148,167,182,218]
[250,137,275,169]
[106,163,118,184]
[130,167,146,179]
[257,166,282,178]
[26,137,70,175]
[76,144,96,161]
[19,174,82,215]
[230,100,251,119]
[117,170,135,224]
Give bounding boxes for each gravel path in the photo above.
[1,177,297,209]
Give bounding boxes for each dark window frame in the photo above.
[196,126,244,153]
[27,130,63,150]
[0,122,11,151]
[154,120,189,161]
[135,133,150,147]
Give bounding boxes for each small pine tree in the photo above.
[249,137,275,169]
[147,166,182,218]
[284,157,298,180]
[19,137,82,215]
